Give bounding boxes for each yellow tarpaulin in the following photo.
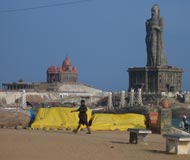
[90,113,146,131]
[31,107,92,130]
[31,107,146,131]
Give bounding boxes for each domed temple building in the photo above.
[2,56,104,97]
[1,56,105,105]
[47,57,78,83]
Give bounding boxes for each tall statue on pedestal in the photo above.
[146,4,167,67]
[128,4,183,93]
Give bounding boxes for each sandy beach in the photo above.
[0,129,189,160]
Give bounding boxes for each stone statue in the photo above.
[145,4,167,67]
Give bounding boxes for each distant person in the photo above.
[71,100,91,134]
[183,116,190,131]
[28,108,35,127]
[179,115,190,132]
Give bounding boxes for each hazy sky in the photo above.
[0,0,190,91]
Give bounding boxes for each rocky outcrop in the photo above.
[0,91,59,105]
[172,107,190,118]
[0,108,31,128]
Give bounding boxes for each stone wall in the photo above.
[0,91,59,105]
[0,90,106,106]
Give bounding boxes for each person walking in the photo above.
[71,100,91,134]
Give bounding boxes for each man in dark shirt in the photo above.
[71,100,91,134]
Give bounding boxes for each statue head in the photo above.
[151,4,160,19]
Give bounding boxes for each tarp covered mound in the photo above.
[90,113,146,131]
[31,107,146,131]
[0,108,30,128]
[31,107,92,130]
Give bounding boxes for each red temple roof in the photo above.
[47,57,78,74]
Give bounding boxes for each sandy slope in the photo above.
[0,129,189,160]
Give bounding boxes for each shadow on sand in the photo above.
[110,140,129,144]
[144,149,167,155]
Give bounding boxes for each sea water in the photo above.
[172,118,190,128]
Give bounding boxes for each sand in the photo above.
[0,129,189,160]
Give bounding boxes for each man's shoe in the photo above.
[73,129,77,133]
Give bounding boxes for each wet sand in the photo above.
[0,129,189,160]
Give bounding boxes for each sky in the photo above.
[0,0,190,92]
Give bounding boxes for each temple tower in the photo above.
[47,56,78,83]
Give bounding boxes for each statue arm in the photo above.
[152,17,164,31]
[152,24,161,31]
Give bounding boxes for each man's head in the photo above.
[81,100,85,105]
[183,115,187,119]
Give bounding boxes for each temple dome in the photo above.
[47,56,79,83]
[62,56,71,67]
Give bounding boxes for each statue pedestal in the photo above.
[127,66,183,92]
